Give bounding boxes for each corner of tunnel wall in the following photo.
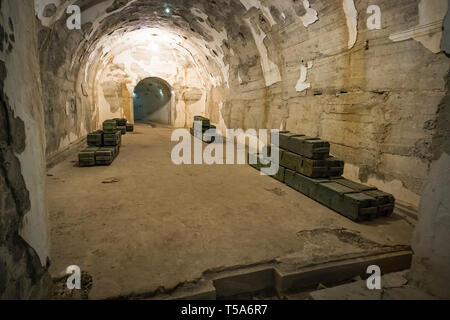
[3,0,49,267]
[1,0,52,299]
[409,51,450,299]
[410,152,450,299]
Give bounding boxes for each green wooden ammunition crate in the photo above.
[113,118,127,126]
[263,145,282,164]
[272,166,286,183]
[285,171,377,221]
[103,120,117,133]
[126,123,134,132]
[194,116,210,127]
[280,150,300,171]
[192,124,212,132]
[248,153,271,171]
[277,132,305,149]
[103,145,118,159]
[315,182,378,221]
[285,169,329,198]
[190,127,203,140]
[113,145,120,158]
[297,155,328,178]
[190,127,215,143]
[327,156,345,168]
[326,156,345,177]
[363,190,395,216]
[87,130,103,147]
[332,178,377,192]
[117,126,127,135]
[280,151,328,178]
[328,167,344,177]
[287,136,330,160]
[95,147,114,166]
[248,153,285,182]
[342,192,379,221]
[103,131,121,146]
[78,147,99,167]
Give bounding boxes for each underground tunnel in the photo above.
[0,0,449,303]
[133,77,173,125]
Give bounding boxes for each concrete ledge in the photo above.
[144,250,412,300]
[46,136,87,169]
[165,281,217,301]
[274,251,413,295]
[213,267,275,299]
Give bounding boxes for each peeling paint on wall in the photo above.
[296,61,313,92]
[1,0,52,299]
[191,8,231,88]
[389,0,448,53]
[240,0,277,27]
[245,18,281,87]
[300,0,319,27]
[34,0,75,27]
[343,0,358,49]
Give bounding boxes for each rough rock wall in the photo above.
[409,66,450,299]
[38,8,95,158]
[0,0,52,299]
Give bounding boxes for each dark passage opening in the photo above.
[133,77,172,124]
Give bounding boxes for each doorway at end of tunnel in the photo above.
[133,77,173,125]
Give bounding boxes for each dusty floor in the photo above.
[47,124,414,299]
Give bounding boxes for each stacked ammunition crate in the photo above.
[248,132,395,222]
[114,118,128,135]
[78,118,133,167]
[190,116,216,143]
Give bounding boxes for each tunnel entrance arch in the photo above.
[133,77,174,125]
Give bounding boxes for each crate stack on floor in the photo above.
[190,116,217,143]
[78,118,134,167]
[249,132,395,222]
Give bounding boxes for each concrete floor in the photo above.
[47,124,414,299]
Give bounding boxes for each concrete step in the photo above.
[145,251,412,300]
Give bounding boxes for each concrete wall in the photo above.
[410,66,450,298]
[223,0,449,208]
[0,0,51,299]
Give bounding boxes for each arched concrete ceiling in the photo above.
[35,0,255,90]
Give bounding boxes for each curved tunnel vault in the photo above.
[133,77,173,125]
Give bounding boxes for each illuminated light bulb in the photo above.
[165,7,171,14]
